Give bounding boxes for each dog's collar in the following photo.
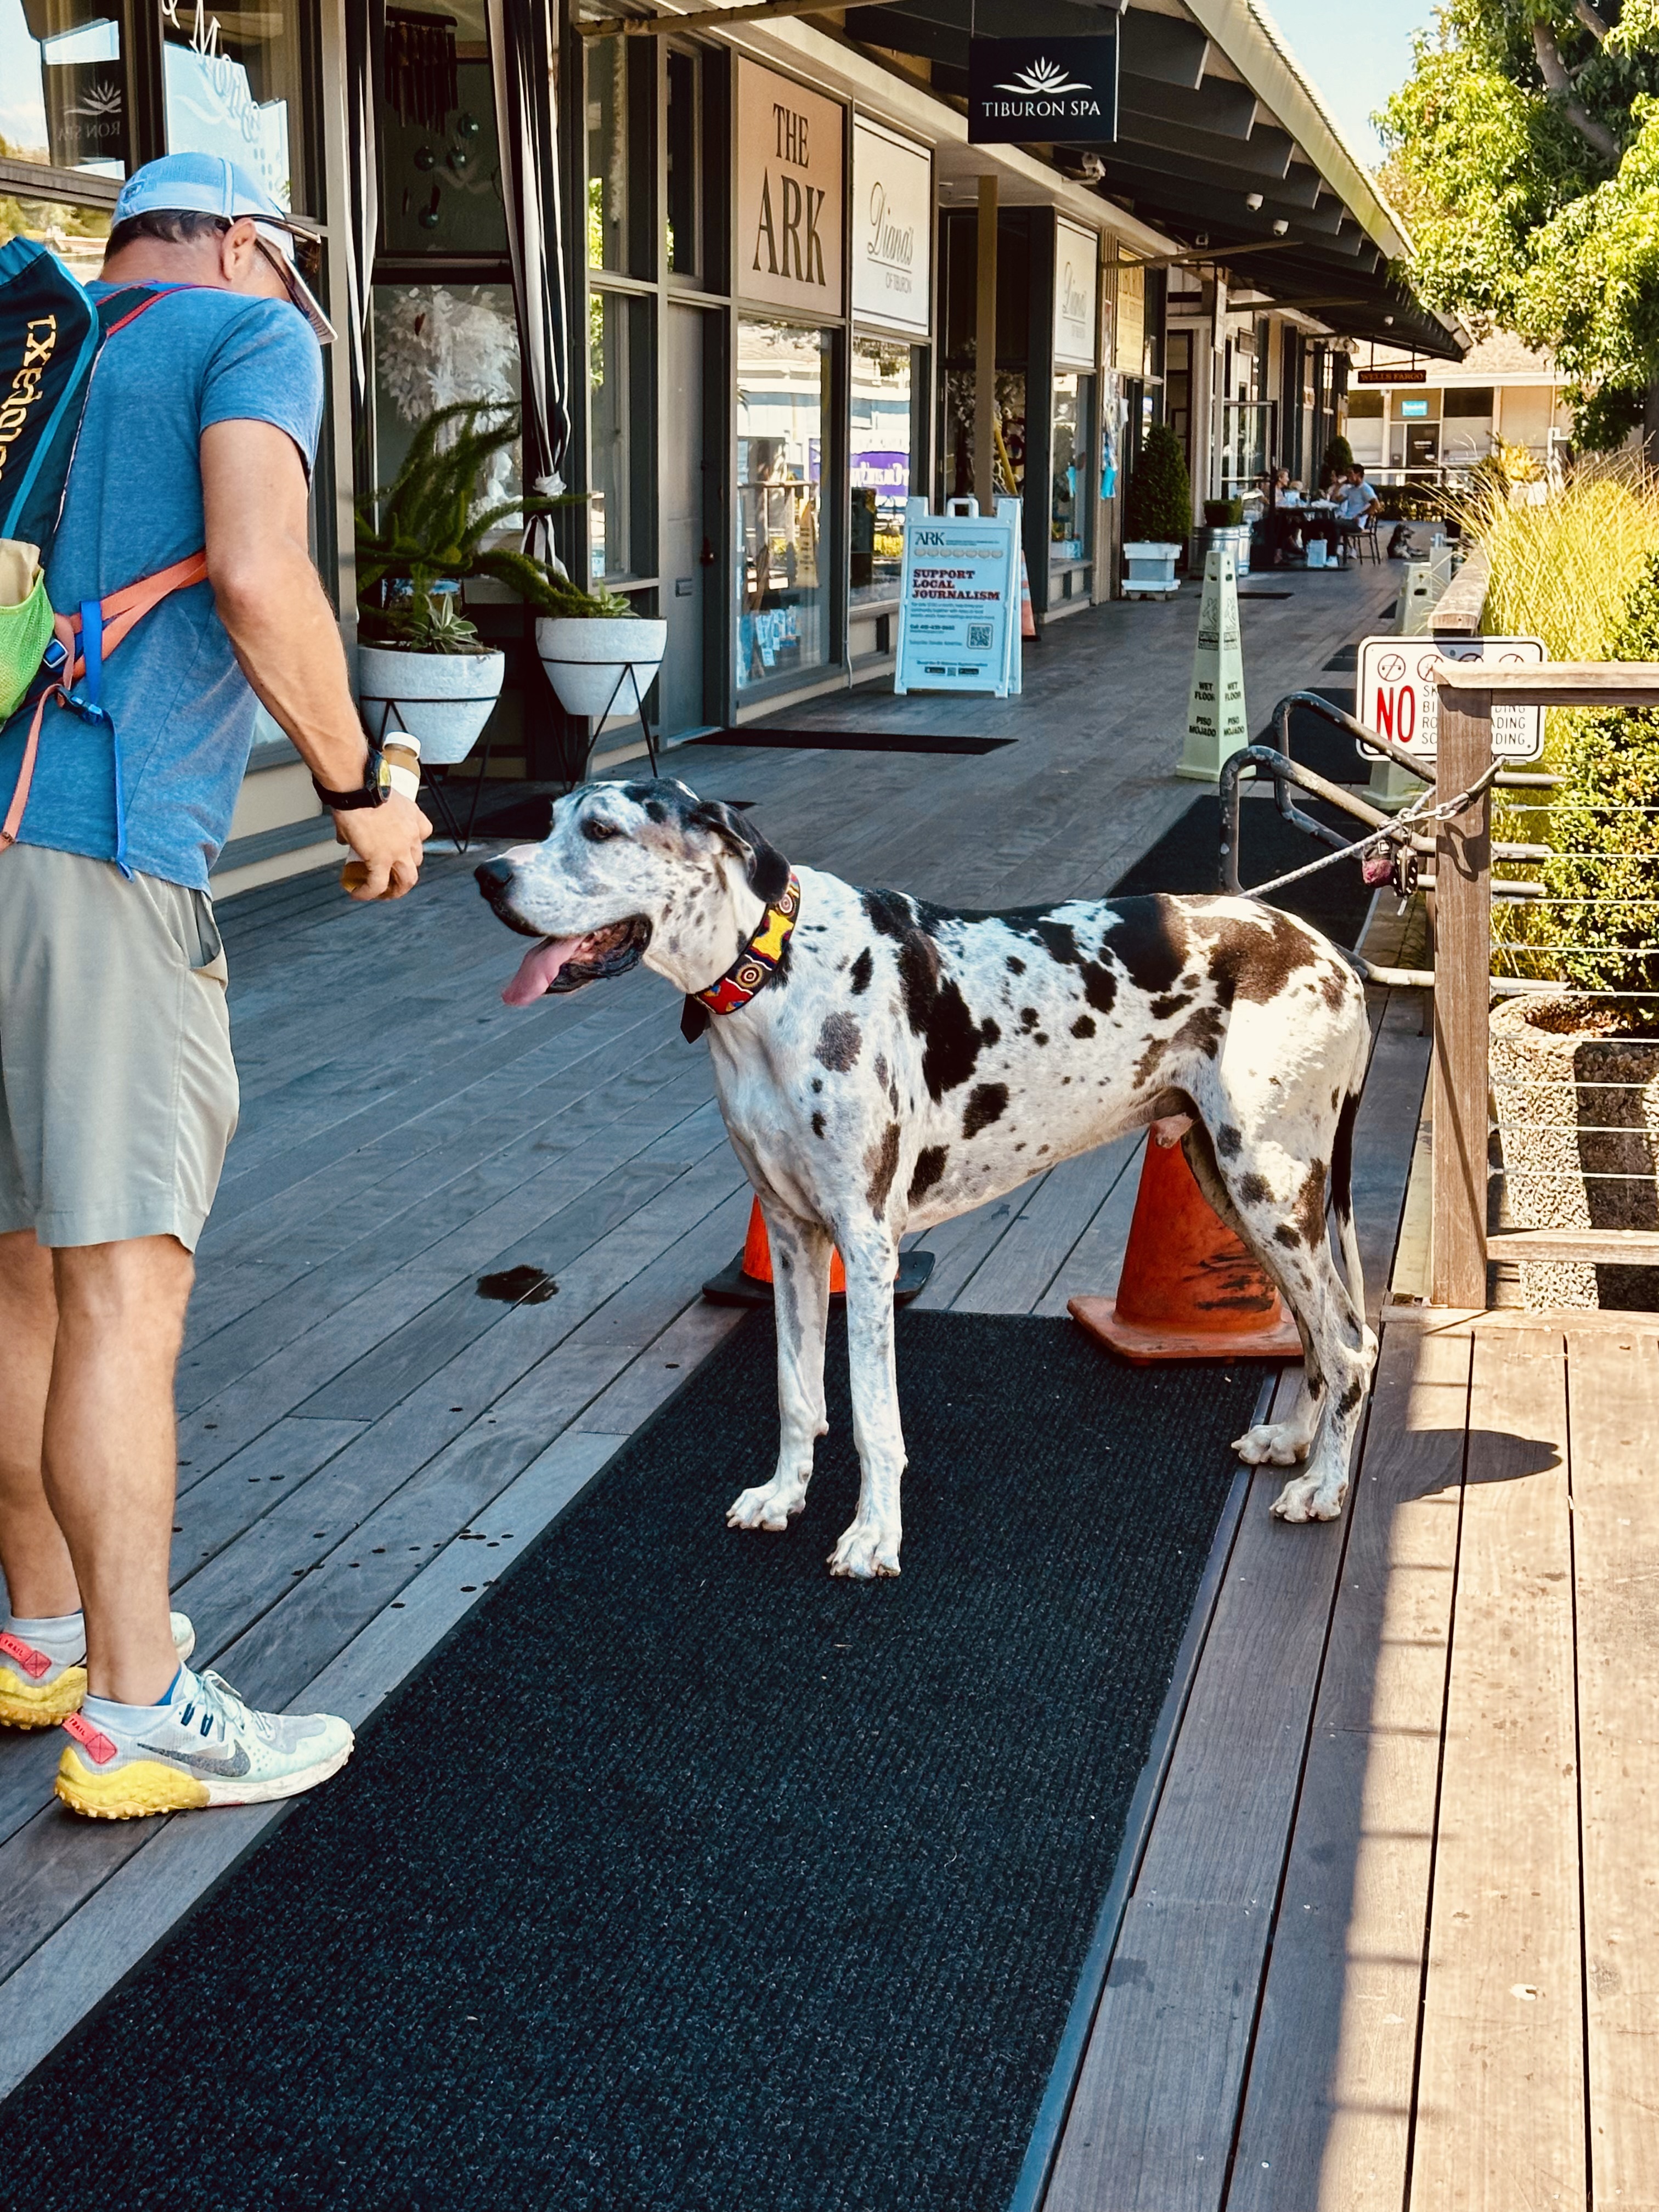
[680,870,801,1043]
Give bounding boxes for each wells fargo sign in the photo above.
[737,60,844,314]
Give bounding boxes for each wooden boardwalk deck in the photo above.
[1035,1309,1659,2212]
[0,562,1481,2151]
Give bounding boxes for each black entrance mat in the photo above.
[1111,793,1373,947]
[0,1313,1262,2212]
[689,726,1015,755]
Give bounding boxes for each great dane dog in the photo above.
[476,778,1376,1579]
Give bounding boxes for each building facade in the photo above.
[1,0,1459,897]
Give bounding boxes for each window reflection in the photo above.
[373,280,521,507]
[1,0,128,180]
[850,334,911,605]
[737,318,827,691]
[160,0,302,212]
[586,36,626,274]
[1051,370,1092,569]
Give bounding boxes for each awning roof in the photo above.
[839,0,1466,359]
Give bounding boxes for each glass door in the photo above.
[736,317,828,693]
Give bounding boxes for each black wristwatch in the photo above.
[312,747,391,811]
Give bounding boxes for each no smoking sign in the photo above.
[1355,634,1548,762]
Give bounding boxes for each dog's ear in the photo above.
[689,801,790,905]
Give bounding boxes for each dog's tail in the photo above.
[1330,1070,1365,1321]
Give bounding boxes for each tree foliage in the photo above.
[1124,422,1192,545]
[1381,1,1659,447]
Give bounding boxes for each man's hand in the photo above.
[336,791,431,900]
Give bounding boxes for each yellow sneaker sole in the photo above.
[54,1748,211,1820]
[0,1664,86,1730]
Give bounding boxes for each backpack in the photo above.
[0,239,208,874]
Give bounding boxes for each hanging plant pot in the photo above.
[1490,995,1659,1310]
[357,644,505,764]
[535,617,668,720]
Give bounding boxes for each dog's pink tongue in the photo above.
[501,935,585,1007]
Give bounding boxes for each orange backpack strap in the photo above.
[1,551,208,860]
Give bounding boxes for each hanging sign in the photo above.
[851,117,931,337]
[1358,367,1425,385]
[967,35,1119,145]
[1355,635,1547,763]
[895,496,1022,698]
[1179,548,1249,781]
[1053,219,1099,370]
[737,60,845,314]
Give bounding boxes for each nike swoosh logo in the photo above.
[142,1740,252,1780]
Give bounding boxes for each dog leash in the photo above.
[1235,760,1504,904]
[681,870,801,1042]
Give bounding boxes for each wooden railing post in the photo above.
[1431,681,1492,1306]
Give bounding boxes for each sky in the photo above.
[1261,0,1441,163]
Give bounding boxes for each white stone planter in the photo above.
[1490,995,1659,1309]
[357,644,505,765]
[1122,542,1181,598]
[536,616,668,721]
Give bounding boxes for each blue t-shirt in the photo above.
[0,284,323,890]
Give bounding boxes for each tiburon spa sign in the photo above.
[738,60,844,313]
[967,35,1119,145]
[851,117,930,337]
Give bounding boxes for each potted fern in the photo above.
[355,402,665,757]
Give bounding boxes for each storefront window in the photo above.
[944,368,1025,504]
[849,334,910,605]
[377,0,503,253]
[1050,371,1092,568]
[586,35,627,274]
[372,280,520,505]
[2,0,128,186]
[160,0,306,213]
[590,286,650,582]
[736,318,828,692]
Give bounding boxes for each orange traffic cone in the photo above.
[703,1198,935,1307]
[1069,1135,1302,1363]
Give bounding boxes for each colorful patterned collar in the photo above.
[680,871,801,1042]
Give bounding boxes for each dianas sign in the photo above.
[967,35,1118,145]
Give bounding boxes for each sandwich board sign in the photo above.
[894,496,1023,696]
[1355,635,1547,763]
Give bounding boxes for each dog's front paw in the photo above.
[727,1475,808,1532]
[1269,1471,1347,1523]
[1233,1419,1310,1468]
[827,1517,901,1579]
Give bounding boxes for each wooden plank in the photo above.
[0,1425,627,2096]
[1409,1327,1585,2212]
[951,1144,1131,1316]
[1487,1226,1659,1266]
[1034,1136,1144,1317]
[1045,1413,1351,2212]
[1348,990,1432,1327]
[1564,1328,1659,2210]
[908,1176,1049,1311]
[1227,1322,1470,2211]
[1436,659,1659,705]
[1429,687,1491,1306]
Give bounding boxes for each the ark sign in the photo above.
[967,35,1119,145]
[737,60,845,314]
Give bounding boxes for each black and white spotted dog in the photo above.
[477,779,1376,1578]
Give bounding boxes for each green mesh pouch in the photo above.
[0,569,53,722]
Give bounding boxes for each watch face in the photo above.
[369,748,392,800]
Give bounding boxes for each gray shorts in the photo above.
[0,844,239,1250]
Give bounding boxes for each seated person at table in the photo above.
[1333,465,1379,551]
[1257,469,1301,566]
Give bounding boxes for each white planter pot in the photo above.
[536,616,668,721]
[357,645,505,765]
[1122,541,1181,597]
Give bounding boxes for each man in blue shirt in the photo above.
[0,156,427,1817]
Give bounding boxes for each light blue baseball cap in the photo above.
[112,152,333,345]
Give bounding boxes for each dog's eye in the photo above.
[582,818,620,843]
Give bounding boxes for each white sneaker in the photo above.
[0,1613,195,1731]
[56,1664,353,1821]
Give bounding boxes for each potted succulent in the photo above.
[355,401,664,758]
[1121,422,1189,597]
[1489,542,1659,1309]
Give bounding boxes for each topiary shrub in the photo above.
[1322,434,1355,481]
[1124,422,1192,545]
